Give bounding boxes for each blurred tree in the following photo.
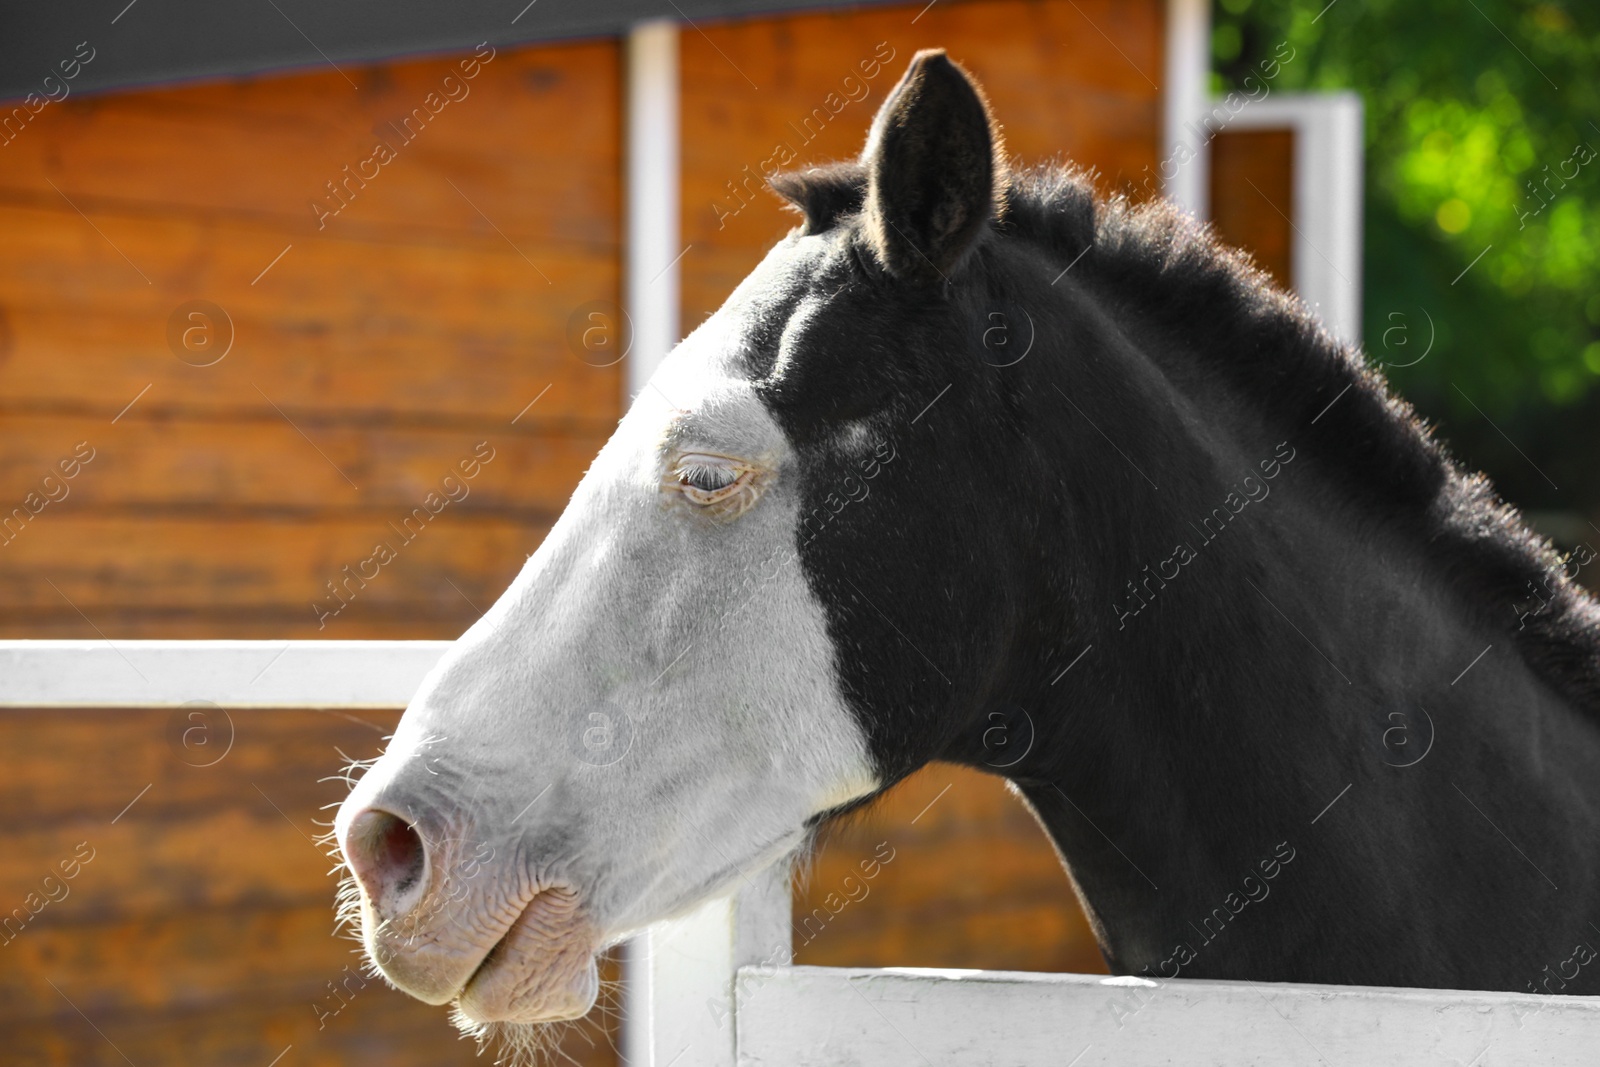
[1213,0,1600,523]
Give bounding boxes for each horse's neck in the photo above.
[1011,318,1600,987]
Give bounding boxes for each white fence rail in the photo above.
[736,966,1600,1066]
[2,640,1596,1065]
[0,639,450,707]
[656,877,1600,1067]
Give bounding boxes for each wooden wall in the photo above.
[0,707,620,1066]
[0,36,625,1067]
[683,0,1161,977]
[795,764,1109,974]
[679,0,1166,328]
[0,40,622,639]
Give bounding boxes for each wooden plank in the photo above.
[0,515,546,619]
[0,708,385,1022]
[3,982,468,1067]
[0,707,395,824]
[0,203,621,422]
[2,905,367,1022]
[680,0,1165,327]
[0,42,620,244]
[0,703,392,940]
[0,641,445,707]
[0,414,606,512]
[6,950,621,1067]
[737,966,1600,1066]
[0,200,614,320]
[0,702,382,1018]
[1209,127,1296,290]
[0,818,335,932]
[0,701,621,1065]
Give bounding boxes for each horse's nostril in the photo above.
[345,809,428,918]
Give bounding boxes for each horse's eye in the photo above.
[667,452,769,519]
[678,461,738,494]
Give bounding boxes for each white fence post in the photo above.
[625,863,792,1066]
[624,17,681,400]
[1162,0,1213,217]
[1205,92,1365,345]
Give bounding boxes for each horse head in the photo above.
[336,48,1016,1043]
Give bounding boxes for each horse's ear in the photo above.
[861,49,1004,281]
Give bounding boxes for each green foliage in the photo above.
[1213,0,1600,513]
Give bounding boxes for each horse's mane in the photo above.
[773,160,1600,712]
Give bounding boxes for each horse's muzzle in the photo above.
[338,802,599,1020]
[455,886,600,1023]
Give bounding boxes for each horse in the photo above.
[334,48,1600,1058]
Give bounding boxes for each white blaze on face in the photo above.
[338,234,879,1026]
